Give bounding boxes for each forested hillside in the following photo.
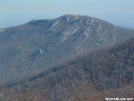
[1,37,134,101]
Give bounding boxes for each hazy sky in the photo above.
[0,0,134,28]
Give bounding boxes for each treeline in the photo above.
[0,83,134,101]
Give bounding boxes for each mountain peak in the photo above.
[28,14,95,26]
[56,14,100,25]
[58,14,80,21]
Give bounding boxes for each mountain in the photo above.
[0,14,134,83]
[1,37,134,101]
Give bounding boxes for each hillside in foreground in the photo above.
[1,37,134,101]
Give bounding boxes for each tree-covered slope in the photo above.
[1,37,134,101]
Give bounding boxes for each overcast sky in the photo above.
[0,0,134,28]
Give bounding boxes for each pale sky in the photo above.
[0,0,134,28]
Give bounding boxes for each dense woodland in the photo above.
[0,37,134,101]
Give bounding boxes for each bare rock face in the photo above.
[0,14,134,83]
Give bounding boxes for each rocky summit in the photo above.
[0,14,134,83]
